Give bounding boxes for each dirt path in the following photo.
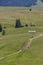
[0,50,22,60]
[0,34,43,60]
[29,34,43,46]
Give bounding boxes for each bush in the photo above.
[29,8,32,11]
[0,24,2,32]
[30,24,36,27]
[25,24,28,27]
[30,23,36,27]
[4,26,6,29]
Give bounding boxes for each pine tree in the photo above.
[0,24,2,32]
[2,30,5,35]
[15,19,22,28]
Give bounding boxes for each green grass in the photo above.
[0,7,43,65]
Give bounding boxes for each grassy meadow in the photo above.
[0,7,43,65]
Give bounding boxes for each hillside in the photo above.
[0,0,42,6]
[0,7,43,65]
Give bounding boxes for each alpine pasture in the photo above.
[0,7,43,65]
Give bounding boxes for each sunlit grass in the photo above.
[0,7,43,65]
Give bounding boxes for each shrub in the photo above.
[29,8,32,11]
[25,24,28,27]
[30,23,36,27]
[4,26,6,29]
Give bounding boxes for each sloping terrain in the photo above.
[0,0,43,6]
[0,0,39,6]
[0,7,43,65]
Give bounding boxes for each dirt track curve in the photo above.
[0,34,43,60]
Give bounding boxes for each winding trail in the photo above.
[0,34,43,60]
[29,34,43,47]
[0,50,22,60]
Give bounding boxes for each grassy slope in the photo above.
[0,7,43,65]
